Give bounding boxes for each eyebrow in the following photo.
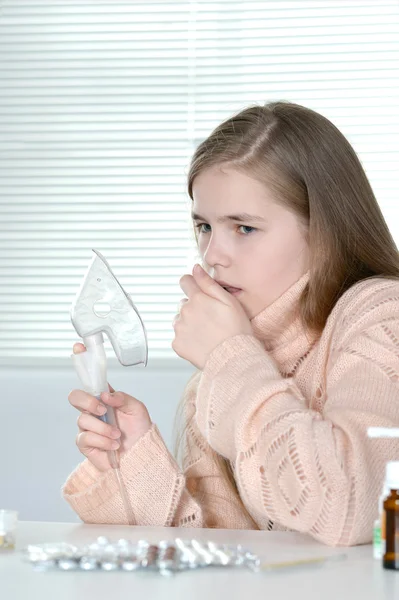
[191,212,266,224]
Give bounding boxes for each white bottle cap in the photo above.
[385,461,399,490]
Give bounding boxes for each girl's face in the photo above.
[192,165,310,319]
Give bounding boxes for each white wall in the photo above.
[1,363,194,522]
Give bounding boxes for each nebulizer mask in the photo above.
[70,250,148,525]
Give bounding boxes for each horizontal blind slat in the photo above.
[1,0,398,362]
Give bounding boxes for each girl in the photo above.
[63,101,399,546]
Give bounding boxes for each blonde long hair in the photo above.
[174,101,399,521]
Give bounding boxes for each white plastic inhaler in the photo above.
[70,249,148,524]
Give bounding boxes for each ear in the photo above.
[192,264,231,304]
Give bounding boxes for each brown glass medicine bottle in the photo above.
[383,463,399,570]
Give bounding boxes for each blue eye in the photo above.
[195,223,211,233]
[239,225,256,234]
[194,223,255,235]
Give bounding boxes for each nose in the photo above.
[202,231,231,270]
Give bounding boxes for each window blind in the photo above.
[0,0,398,365]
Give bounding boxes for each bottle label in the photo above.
[373,522,382,559]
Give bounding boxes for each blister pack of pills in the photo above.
[24,536,261,576]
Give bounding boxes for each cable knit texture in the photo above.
[62,272,399,546]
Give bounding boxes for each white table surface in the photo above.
[1,521,398,600]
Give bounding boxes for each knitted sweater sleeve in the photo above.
[62,372,254,529]
[194,280,399,546]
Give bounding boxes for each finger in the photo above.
[73,342,86,354]
[68,389,107,417]
[77,446,110,471]
[179,274,201,299]
[72,342,114,394]
[77,413,121,439]
[172,312,179,328]
[72,344,114,393]
[76,431,120,454]
[192,264,231,304]
[99,390,142,416]
[173,298,188,321]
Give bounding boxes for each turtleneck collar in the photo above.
[250,271,317,376]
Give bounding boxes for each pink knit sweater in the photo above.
[63,272,399,546]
